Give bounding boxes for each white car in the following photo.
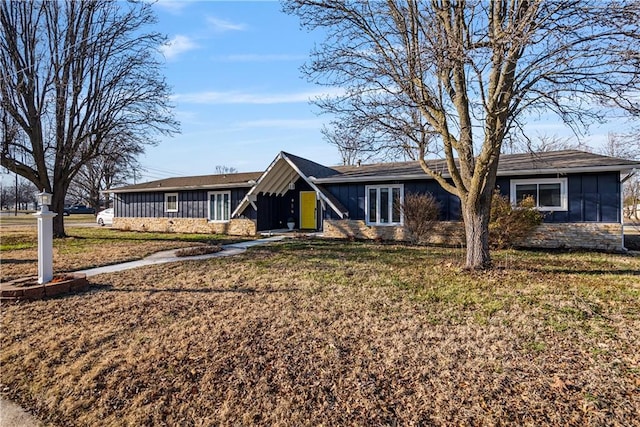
[96,208,114,226]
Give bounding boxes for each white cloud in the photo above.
[214,53,307,62]
[207,16,247,32]
[153,0,191,14]
[160,35,198,60]
[172,88,344,105]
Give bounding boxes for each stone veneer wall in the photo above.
[515,223,623,251]
[323,219,624,251]
[113,217,256,236]
[322,220,466,246]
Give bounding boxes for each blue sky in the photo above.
[2,0,631,188]
[140,0,338,181]
[143,0,635,182]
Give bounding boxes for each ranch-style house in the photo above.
[108,150,640,251]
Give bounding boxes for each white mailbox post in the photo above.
[33,191,57,284]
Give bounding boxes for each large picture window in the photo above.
[208,191,231,222]
[366,184,403,225]
[165,193,178,212]
[510,178,567,211]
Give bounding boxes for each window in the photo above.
[208,191,231,222]
[366,184,403,225]
[510,178,567,211]
[165,193,178,212]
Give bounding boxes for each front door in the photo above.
[300,191,316,229]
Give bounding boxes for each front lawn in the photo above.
[0,226,246,281]
[1,239,639,425]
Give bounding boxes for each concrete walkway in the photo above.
[80,235,286,277]
[0,235,288,427]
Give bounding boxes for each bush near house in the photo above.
[490,191,544,249]
[401,192,441,244]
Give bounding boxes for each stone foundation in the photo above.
[515,223,624,252]
[323,219,624,251]
[322,219,466,246]
[113,217,256,236]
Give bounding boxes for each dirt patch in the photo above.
[1,241,639,425]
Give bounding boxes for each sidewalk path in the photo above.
[80,235,287,277]
[0,235,288,427]
[0,399,41,427]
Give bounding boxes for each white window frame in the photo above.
[365,184,404,226]
[165,192,178,213]
[510,178,568,211]
[208,191,231,222]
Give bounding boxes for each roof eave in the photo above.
[312,165,640,184]
[107,182,255,194]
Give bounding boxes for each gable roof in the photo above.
[232,152,349,218]
[108,171,262,193]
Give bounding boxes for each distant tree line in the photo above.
[0,175,37,211]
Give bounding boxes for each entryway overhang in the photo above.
[232,152,349,219]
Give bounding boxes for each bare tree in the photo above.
[215,165,238,174]
[601,130,640,221]
[625,177,640,221]
[0,0,178,237]
[320,91,438,164]
[0,175,37,211]
[600,131,640,160]
[285,0,640,269]
[501,133,588,155]
[68,137,143,212]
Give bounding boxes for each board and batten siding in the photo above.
[496,171,621,223]
[323,171,620,224]
[322,180,462,221]
[114,188,253,219]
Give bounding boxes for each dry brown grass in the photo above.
[0,227,239,281]
[1,239,639,426]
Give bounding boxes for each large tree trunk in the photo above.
[461,193,493,270]
[51,188,67,238]
[462,206,491,270]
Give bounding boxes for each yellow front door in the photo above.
[300,191,316,229]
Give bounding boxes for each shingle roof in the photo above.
[109,150,639,193]
[282,152,342,179]
[109,171,262,193]
[316,150,640,182]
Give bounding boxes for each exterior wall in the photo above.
[255,179,316,231]
[113,188,254,220]
[322,180,461,221]
[496,172,621,223]
[113,217,256,236]
[323,219,623,251]
[324,171,621,224]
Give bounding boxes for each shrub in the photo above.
[401,192,441,244]
[175,245,222,257]
[489,190,543,249]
